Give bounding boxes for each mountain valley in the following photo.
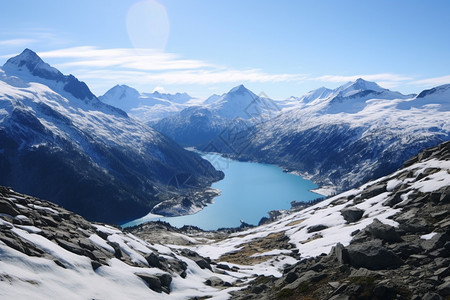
[1,140,449,299]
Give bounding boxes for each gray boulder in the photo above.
[307,224,328,233]
[346,240,403,270]
[340,207,364,223]
[365,219,402,242]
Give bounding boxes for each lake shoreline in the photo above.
[123,152,325,230]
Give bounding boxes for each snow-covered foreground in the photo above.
[1,142,449,299]
[0,207,241,300]
[190,154,450,277]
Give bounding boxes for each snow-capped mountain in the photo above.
[152,80,449,190]
[152,84,280,148]
[0,49,223,223]
[2,48,98,104]
[209,84,269,120]
[398,83,450,111]
[226,80,449,194]
[290,78,414,114]
[99,85,197,122]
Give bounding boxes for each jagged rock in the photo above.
[421,233,449,252]
[284,271,298,283]
[91,260,103,271]
[0,199,20,216]
[307,224,328,233]
[205,276,230,287]
[145,252,161,268]
[54,238,85,256]
[383,192,403,207]
[135,273,166,293]
[146,253,188,278]
[216,263,231,271]
[340,207,364,223]
[360,183,386,199]
[251,284,267,294]
[399,217,430,233]
[389,242,421,259]
[440,187,450,203]
[365,219,402,242]
[437,281,450,296]
[107,241,123,259]
[346,240,403,270]
[41,215,59,227]
[435,267,450,278]
[194,257,212,270]
[423,292,443,300]
[90,250,109,262]
[331,242,350,265]
[158,273,172,293]
[179,248,211,270]
[431,210,448,219]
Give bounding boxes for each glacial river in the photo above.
[123,153,323,230]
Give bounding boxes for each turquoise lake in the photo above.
[123,153,323,230]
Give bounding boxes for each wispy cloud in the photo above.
[0,38,37,47]
[311,73,417,90]
[39,47,212,71]
[37,46,306,85]
[411,75,450,87]
[79,68,306,85]
[315,73,413,83]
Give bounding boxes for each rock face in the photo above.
[230,141,450,299]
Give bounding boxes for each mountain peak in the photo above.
[336,78,385,97]
[417,83,450,99]
[15,48,42,63]
[3,49,95,101]
[229,84,249,94]
[3,48,62,80]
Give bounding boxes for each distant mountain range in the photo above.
[1,48,448,223]
[0,49,223,223]
[143,79,450,194]
[99,84,197,122]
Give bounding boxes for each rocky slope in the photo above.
[0,49,223,223]
[0,140,449,299]
[132,141,450,299]
[227,140,450,299]
[0,186,242,299]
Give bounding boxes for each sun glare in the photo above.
[126,0,170,50]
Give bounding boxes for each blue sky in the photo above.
[1,0,449,99]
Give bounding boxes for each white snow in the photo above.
[420,232,438,240]
[88,234,115,253]
[27,204,59,214]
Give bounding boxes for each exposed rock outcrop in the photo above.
[230,141,450,299]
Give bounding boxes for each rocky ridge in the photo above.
[0,187,242,299]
